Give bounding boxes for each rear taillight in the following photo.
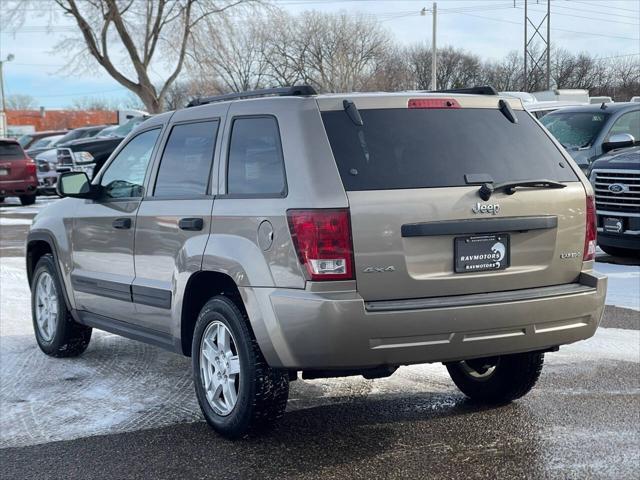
[583,195,597,261]
[287,209,354,281]
[25,161,37,175]
[408,98,461,109]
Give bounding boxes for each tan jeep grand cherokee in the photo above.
[26,86,606,438]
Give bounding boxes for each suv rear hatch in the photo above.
[319,95,588,301]
[0,141,29,181]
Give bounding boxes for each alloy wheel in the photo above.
[35,272,58,342]
[200,321,241,416]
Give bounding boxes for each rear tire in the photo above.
[31,254,92,357]
[446,352,544,404]
[19,195,36,206]
[599,244,637,258]
[192,295,289,439]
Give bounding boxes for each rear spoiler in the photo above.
[428,86,499,96]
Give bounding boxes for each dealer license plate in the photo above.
[454,234,510,273]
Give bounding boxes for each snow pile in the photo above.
[594,262,640,311]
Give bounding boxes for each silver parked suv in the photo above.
[27,86,607,438]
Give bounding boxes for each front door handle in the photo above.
[112,218,132,230]
[179,217,204,231]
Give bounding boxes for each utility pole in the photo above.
[0,54,14,138]
[523,0,551,92]
[432,2,437,90]
[421,4,438,90]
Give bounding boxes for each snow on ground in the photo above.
[1,255,638,448]
[0,196,57,215]
[594,262,640,311]
[0,218,32,226]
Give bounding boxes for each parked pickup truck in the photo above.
[56,116,147,180]
[589,146,640,257]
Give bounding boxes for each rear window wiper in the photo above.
[479,179,566,200]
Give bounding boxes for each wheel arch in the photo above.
[26,231,73,312]
[180,270,250,356]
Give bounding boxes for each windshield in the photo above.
[30,135,64,149]
[322,108,578,191]
[111,117,145,138]
[541,111,609,148]
[17,135,33,148]
[57,129,88,144]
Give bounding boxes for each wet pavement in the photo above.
[1,196,639,479]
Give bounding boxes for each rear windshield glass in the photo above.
[322,108,578,191]
[0,142,24,160]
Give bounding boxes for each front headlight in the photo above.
[74,151,94,164]
[589,170,596,189]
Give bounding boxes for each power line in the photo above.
[562,0,640,14]
[528,5,639,26]
[549,1,640,20]
[451,10,639,41]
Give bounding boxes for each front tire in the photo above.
[446,352,544,404]
[19,195,36,206]
[31,254,92,357]
[192,295,289,439]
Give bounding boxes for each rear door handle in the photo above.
[179,217,204,231]
[112,218,132,230]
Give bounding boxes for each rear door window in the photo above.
[322,108,578,191]
[227,117,286,196]
[0,142,25,161]
[154,121,219,197]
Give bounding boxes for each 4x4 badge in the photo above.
[363,266,396,273]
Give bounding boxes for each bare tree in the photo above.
[367,46,413,92]
[8,0,255,113]
[481,51,523,91]
[5,94,37,110]
[297,12,391,92]
[407,43,432,90]
[190,12,269,92]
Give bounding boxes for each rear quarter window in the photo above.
[322,108,578,191]
[226,117,286,196]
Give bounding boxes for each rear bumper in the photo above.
[0,179,38,196]
[243,271,607,369]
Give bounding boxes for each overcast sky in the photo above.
[1,0,638,109]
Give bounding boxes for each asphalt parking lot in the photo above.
[1,197,638,479]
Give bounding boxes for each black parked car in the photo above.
[34,125,112,194]
[589,146,640,257]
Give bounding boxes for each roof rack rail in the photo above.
[429,85,499,96]
[187,85,317,107]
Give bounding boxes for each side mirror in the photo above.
[56,171,96,199]
[603,133,635,152]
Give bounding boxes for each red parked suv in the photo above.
[0,138,38,205]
